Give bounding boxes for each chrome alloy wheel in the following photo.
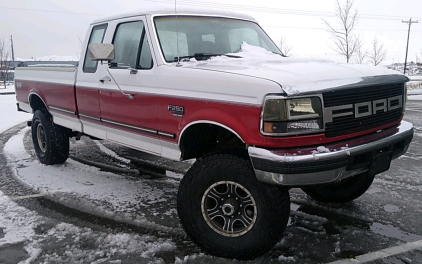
[201,181,257,237]
[37,123,47,153]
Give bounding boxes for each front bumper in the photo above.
[248,121,414,186]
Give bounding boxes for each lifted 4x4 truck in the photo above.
[14,7,414,260]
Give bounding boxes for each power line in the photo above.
[0,6,100,16]
[2,4,419,34]
[262,25,421,33]
[1,1,421,22]
[145,0,335,17]
[143,0,422,21]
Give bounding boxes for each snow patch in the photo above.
[176,42,365,96]
[0,93,30,134]
[278,255,296,262]
[366,187,383,194]
[4,129,183,235]
[0,190,40,247]
[316,146,331,153]
[283,78,363,96]
[38,222,176,263]
[94,141,131,165]
[384,204,400,213]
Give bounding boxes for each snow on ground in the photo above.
[0,195,176,263]
[0,204,176,263]
[0,87,179,263]
[1,83,422,262]
[4,128,181,233]
[1,87,180,233]
[407,88,422,100]
[0,85,30,134]
[409,94,422,100]
[0,192,41,247]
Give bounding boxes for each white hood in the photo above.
[179,44,407,96]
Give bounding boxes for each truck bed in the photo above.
[14,66,82,131]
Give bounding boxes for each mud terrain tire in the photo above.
[177,153,290,260]
[31,109,69,165]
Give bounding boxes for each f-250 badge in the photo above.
[168,105,184,116]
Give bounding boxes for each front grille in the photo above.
[323,83,404,138]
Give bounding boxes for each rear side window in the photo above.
[111,21,153,70]
[83,24,107,73]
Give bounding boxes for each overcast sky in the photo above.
[0,0,421,65]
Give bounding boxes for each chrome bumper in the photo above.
[248,121,414,186]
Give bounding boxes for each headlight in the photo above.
[262,96,324,135]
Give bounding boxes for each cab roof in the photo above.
[92,6,256,25]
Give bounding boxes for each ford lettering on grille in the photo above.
[324,95,403,123]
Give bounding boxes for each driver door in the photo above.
[98,18,161,155]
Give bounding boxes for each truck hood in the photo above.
[179,45,408,96]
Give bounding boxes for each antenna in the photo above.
[175,0,181,67]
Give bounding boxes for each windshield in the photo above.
[154,16,281,62]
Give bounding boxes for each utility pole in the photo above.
[402,18,418,74]
[9,35,15,61]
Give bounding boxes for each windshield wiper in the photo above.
[173,53,243,62]
[174,53,223,62]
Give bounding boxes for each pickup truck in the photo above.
[14,7,414,260]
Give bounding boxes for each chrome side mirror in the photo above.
[88,43,115,61]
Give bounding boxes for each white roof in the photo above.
[92,6,256,24]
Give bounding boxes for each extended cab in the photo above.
[14,7,413,260]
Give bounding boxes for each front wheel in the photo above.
[31,109,69,165]
[177,153,290,260]
[301,172,375,203]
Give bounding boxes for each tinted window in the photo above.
[83,24,107,73]
[138,32,153,69]
[112,21,153,70]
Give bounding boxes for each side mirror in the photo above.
[88,43,115,61]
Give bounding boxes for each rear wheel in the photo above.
[31,109,69,165]
[177,153,290,260]
[301,172,375,203]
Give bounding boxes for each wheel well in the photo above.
[29,94,48,112]
[180,123,246,160]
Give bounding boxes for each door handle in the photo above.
[99,76,111,83]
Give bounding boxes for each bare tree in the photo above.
[323,0,361,63]
[353,45,367,64]
[279,36,293,57]
[0,38,12,89]
[368,37,387,66]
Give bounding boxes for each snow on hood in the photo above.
[179,43,407,96]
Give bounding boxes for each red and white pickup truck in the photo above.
[15,7,413,260]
